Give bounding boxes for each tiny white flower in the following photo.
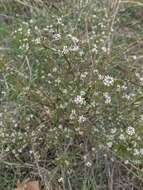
[53,33,61,40]
[80,91,86,96]
[92,44,98,53]
[70,45,79,51]
[63,89,68,94]
[92,147,96,152]
[68,34,79,43]
[140,149,143,155]
[70,109,76,120]
[124,160,129,164]
[126,126,135,135]
[53,67,57,72]
[18,28,22,32]
[132,55,137,60]
[35,38,40,44]
[101,46,107,52]
[140,115,143,121]
[85,161,92,167]
[98,74,104,80]
[74,95,85,105]
[122,84,127,90]
[103,76,114,86]
[58,124,63,129]
[79,50,84,56]
[80,72,88,79]
[124,94,131,100]
[79,130,84,135]
[111,128,117,134]
[0,121,3,126]
[119,134,125,140]
[62,46,69,54]
[103,92,111,104]
[107,142,112,148]
[133,149,140,156]
[58,177,64,183]
[78,115,86,123]
[5,147,10,152]
[29,19,34,23]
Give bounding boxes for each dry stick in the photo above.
[61,169,66,190]
[122,0,143,7]
[105,149,115,190]
[14,0,34,8]
[124,38,143,53]
[67,178,73,190]
[107,0,121,55]
[47,167,59,189]
[107,0,120,52]
[109,149,143,182]
[25,56,32,87]
[85,16,95,68]
[0,47,11,51]
[31,145,50,190]
[1,160,34,168]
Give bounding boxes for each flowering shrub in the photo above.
[0,0,143,189]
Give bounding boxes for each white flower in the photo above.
[58,124,63,129]
[80,72,88,79]
[111,128,117,134]
[80,91,86,96]
[107,142,112,148]
[63,89,68,94]
[140,149,143,155]
[126,126,135,135]
[79,50,84,56]
[67,34,79,43]
[53,33,61,40]
[101,46,107,52]
[17,27,22,32]
[29,19,34,23]
[0,121,3,126]
[70,45,79,51]
[124,160,129,164]
[57,17,63,25]
[35,38,41,44]
[124,94,131,100]
[103,92,111,104]
[79,130,84,135]
[58,177,64,183]
[122,85,127,90]
[92,44,98,53]
[119,134,125,140]
[103,76,114,86]
[133,149,140,156]
[78,115,86,123]
[74,95,85,105]
[53,67,57,72]
[70,109,76,120]
[92,147,96,152]
[139,77,143,82]
[116,84,121,92]
[62,46,69,54]
[29,150,33,154]
[98,74,104,80]
[85,161,92,167]
[132,55,137,60]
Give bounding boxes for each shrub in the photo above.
[0,0,143,189]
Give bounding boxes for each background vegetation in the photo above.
[0,0,143,189]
